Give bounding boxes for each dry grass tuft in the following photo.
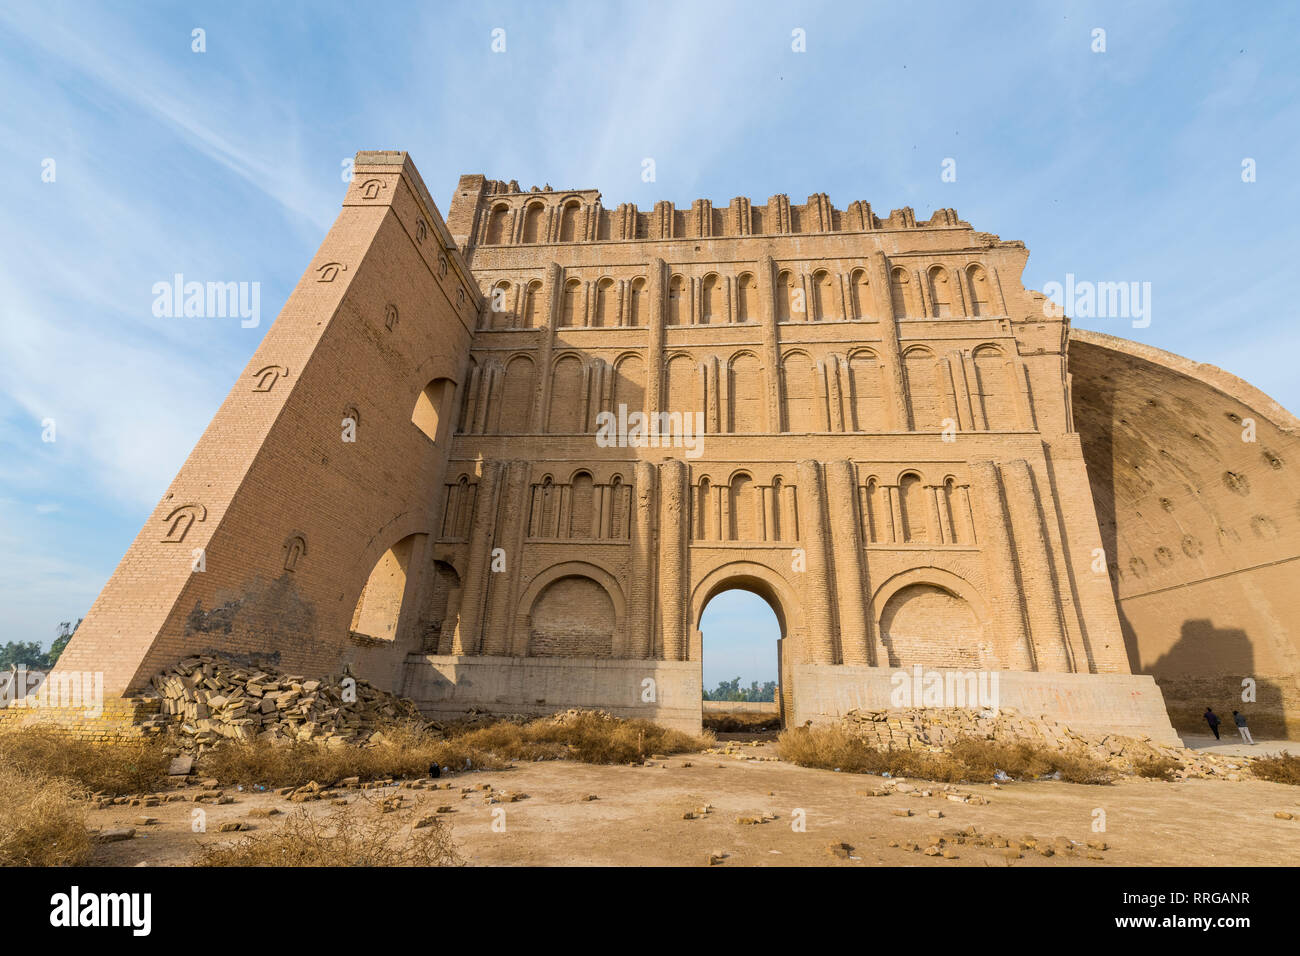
[0,768,92,866]
[1252,751,1300,786]
[947,737,1115,785]
[776,724,955,778]
[0,727,171,795]
[777,725,1116,785]
[200,712,708,786]
[1132,755,1183,779]
[195,800,461,867]
[200,722,506,789]
[451,711,710,764]
[0,710,709,800]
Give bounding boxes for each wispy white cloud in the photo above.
[0,284,217,510]
[0,499,107,644]
[0,6,337,233]
[0,0,1297,654]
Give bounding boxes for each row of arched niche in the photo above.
[439,467,975,548]
[361,545,992,666]
[479,262,1003,331]
[455,343,1022,436]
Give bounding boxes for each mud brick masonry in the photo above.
[45,151,1300,740]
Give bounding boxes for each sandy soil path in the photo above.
[87,740,1300,867]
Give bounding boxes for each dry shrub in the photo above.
[776,724,881,773]
[0,727,170,795]
[201,722,506,789]
[0,710,705,800]
[0,768,92,866]
[777,725,1115,785]
[199,713,708,787]
[195,802,461,867]
[456,712,709,764]
[704,711,782,733]
[947,737,1115,785]
[1252,751,1300,786]
[775,724,955,778]
[1132,755,1183,779]
[443,720,566,761]
[1044,751,1117,785]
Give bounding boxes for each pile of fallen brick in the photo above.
[840,707,1253,780]
[843,707,1060,750]
[144,655,428,749]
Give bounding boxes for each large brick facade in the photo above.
[46,151,1300,739]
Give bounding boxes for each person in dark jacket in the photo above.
[1203,707,1221,740]
[1231,710,1254,745]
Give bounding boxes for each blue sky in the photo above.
[1,2,1297,678]
[701,590,781,690]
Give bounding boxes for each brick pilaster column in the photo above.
[534,261,562,431]
[970,460,1034,670]
[628,460,657,658]
[647,257,666,420]
[758,255,784,432]
[796,459,838,664]
[657,459,688,660]
[1002,459,1071,671]
[481,459,529,656]
[868,250,910,431]
[825,460,871,664]
[452,458,504,655]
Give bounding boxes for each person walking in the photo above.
[1231,710,1254,745]
[1203,707,1221,740]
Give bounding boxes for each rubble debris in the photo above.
[144,655,429,750]
[839,706,1259,780]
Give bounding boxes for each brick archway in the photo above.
[690,561,803,643]
[689,560,804,725]
[867,566,992,628]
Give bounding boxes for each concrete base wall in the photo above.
[402,655,704,733]
[790,665,1183,745]
[403,656,1181,743]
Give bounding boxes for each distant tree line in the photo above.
[0,619,80,670]
[702,677,778,702]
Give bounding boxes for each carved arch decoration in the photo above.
[161,503,207,543]
[510,561,628,657]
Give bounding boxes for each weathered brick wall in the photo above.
[53,155,1296,740]
[53,153,480,699]
[442,175,1127,686]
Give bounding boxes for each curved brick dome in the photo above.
[1071,328,1300,735]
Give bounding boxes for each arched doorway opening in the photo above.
[350,534,425,645]
[693,570,791,733]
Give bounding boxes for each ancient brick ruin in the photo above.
[48,151,1300,739]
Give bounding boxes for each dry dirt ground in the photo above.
[88,738,1300,867]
